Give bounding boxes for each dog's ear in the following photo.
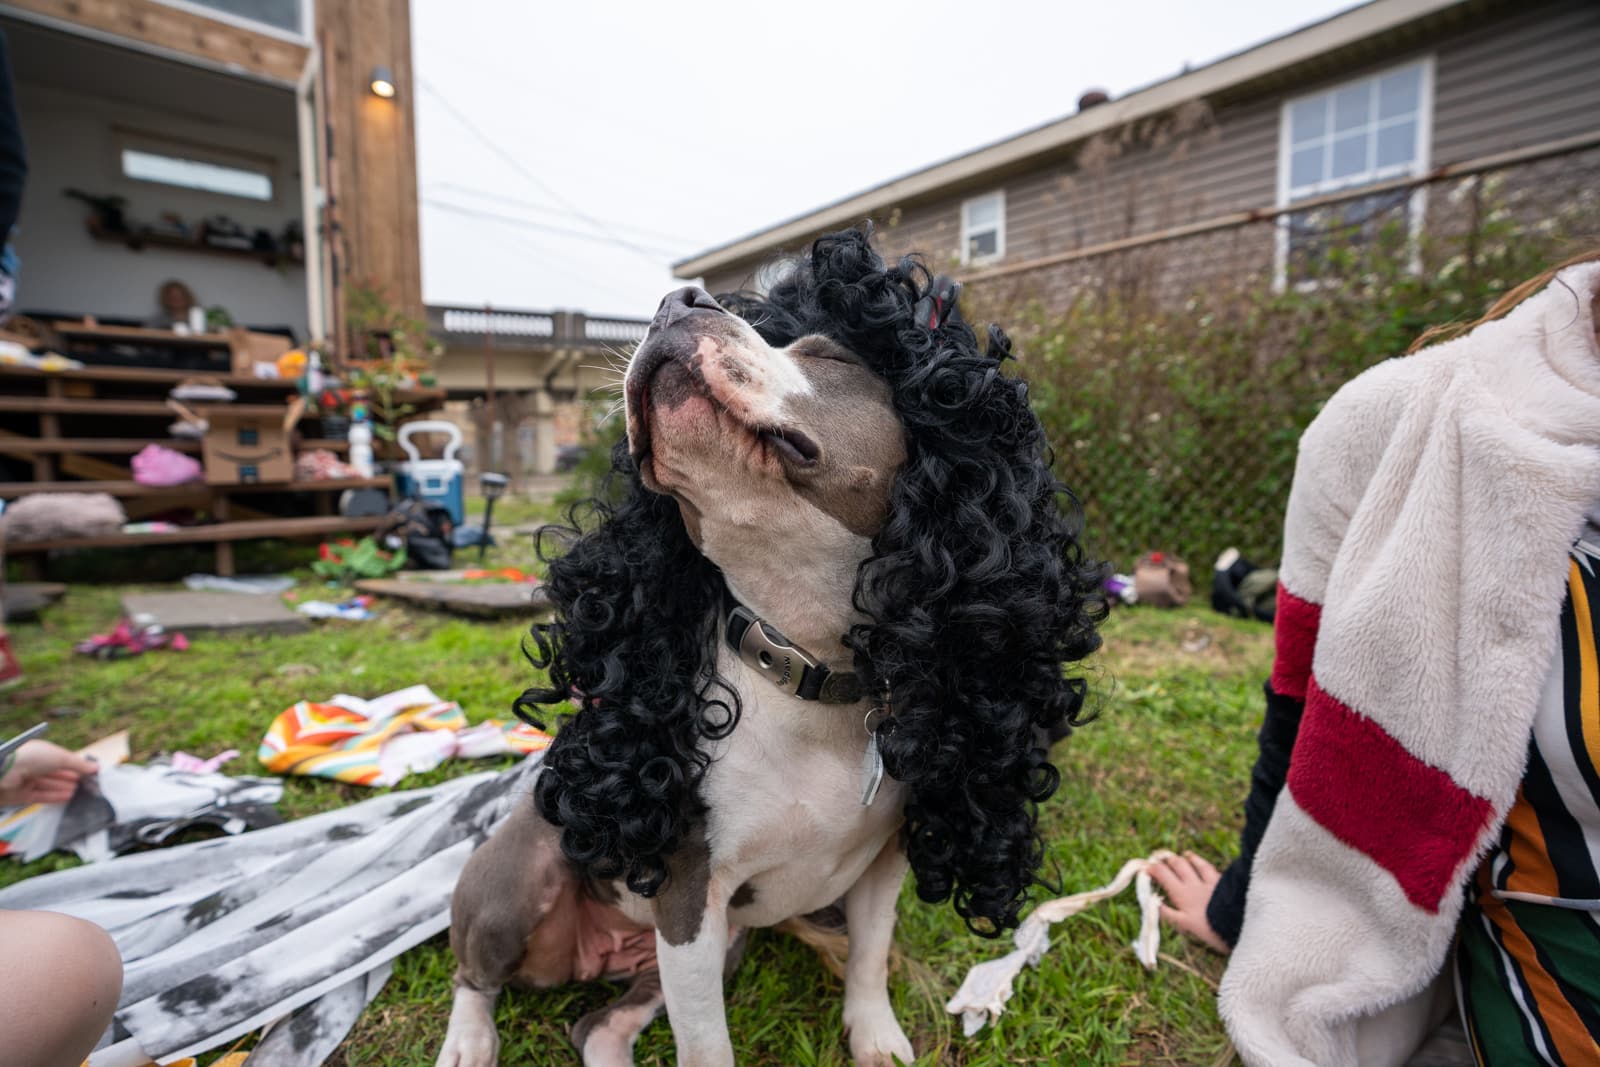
[516,437,734,897]
[849,283,1106,938]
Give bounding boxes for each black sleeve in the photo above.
[1206,679,1305,948]
[0,29,27,240]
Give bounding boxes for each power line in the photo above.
[433,204,654,310]
[417,77,670,267]
[425,181,703,249]
[424,198,682,259]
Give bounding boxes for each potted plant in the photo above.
[342,281,442,442]
[316,386,352,441]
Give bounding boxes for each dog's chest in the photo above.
[701,669,905,926]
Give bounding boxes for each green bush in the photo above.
[984,179,1598,573]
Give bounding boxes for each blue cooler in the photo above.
[394,420,466,524]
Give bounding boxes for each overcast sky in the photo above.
[413,0,1355,319]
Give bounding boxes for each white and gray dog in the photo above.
[437,228,1104,1067]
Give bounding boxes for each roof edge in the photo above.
[672,0,1464,279]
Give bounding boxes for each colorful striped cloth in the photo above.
[259,684,549,786]
[1456,546,1600,1065]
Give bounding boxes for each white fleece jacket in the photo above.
[1217,263,1600,1066]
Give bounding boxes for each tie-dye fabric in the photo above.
[258,684,550,786]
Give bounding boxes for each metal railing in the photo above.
[583,317,651,344]
[427,306,649,350]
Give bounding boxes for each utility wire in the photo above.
[434,205,654,310]
[425,180,703,249]
[423,198,684,259]
[417,77,672,267]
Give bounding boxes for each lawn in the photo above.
[1,498,1271,1066]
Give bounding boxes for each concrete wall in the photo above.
[11,80,310,335]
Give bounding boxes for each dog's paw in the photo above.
[844,1001,915,1067]
[436,1003,501,1067]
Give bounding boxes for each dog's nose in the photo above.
[652,286,725,330]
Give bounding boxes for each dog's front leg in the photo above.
[842,838,914,1066]
[652,866,734,1067]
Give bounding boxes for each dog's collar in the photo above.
[724,602,864,704]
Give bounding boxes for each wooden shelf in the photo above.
[0,477,391,499]
[0,362,295,390]
[87,221,303,268]
[5,515,382,553]
[0,397,175,415]
[0,437,202,454]
[0,350,427,576]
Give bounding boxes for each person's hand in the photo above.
[1148,851,1232,955]
[0,740,97,806]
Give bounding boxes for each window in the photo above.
[961,192,1005,265]
[121,142,274,202]
[156,0,306,38]
[1276,58,1432,284]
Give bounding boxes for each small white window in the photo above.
[1276,58,1432,285]
[961,191,1005,265]
[121,147,274,202]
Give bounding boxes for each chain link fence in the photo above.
[964,140,1600,575]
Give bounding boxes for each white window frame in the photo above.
[1273,56,1434,289]
[150,0,313,44]
[115,129,279,205]
[960,191,1006,266]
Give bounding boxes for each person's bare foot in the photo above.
[1148,852,1231,954]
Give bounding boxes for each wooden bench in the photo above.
[4,515,386,577]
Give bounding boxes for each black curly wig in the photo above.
[518,226,1106,935]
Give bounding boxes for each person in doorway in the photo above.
[1151,249,1600,1066]
[0,738,122,1067]
[0,27,28,321]
[153,279,200,331]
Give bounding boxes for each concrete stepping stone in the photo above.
[121,590,310,635]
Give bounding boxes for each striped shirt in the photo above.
[1456,541,1600,1065]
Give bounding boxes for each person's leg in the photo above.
[0,910,122,1067]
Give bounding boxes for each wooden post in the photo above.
[483,303,497,472]
[213,494,234,577]
[316,0,423,322]
[35,379,62,481]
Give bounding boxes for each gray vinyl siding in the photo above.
[1432,0,1600,164]
[694,0,1597,297]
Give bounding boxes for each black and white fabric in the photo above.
[0,753,541,1066]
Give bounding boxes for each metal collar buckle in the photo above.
[735,611,817,697]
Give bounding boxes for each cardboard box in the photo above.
[200,402,302,485]
[228,328,295,377]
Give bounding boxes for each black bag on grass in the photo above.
[377,499,455,570]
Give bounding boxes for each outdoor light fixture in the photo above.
[369,66,396,99]
[477,472,509,561]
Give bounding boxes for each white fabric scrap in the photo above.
[945,849,1175,1036]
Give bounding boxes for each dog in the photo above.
[436,228,1104,1067]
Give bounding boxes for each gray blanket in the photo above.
[0,754,541,1065]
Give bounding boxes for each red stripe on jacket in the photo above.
[1288,678,1494,912]
[1271,583,1321,700]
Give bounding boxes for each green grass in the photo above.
[1,527,1270,1065]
